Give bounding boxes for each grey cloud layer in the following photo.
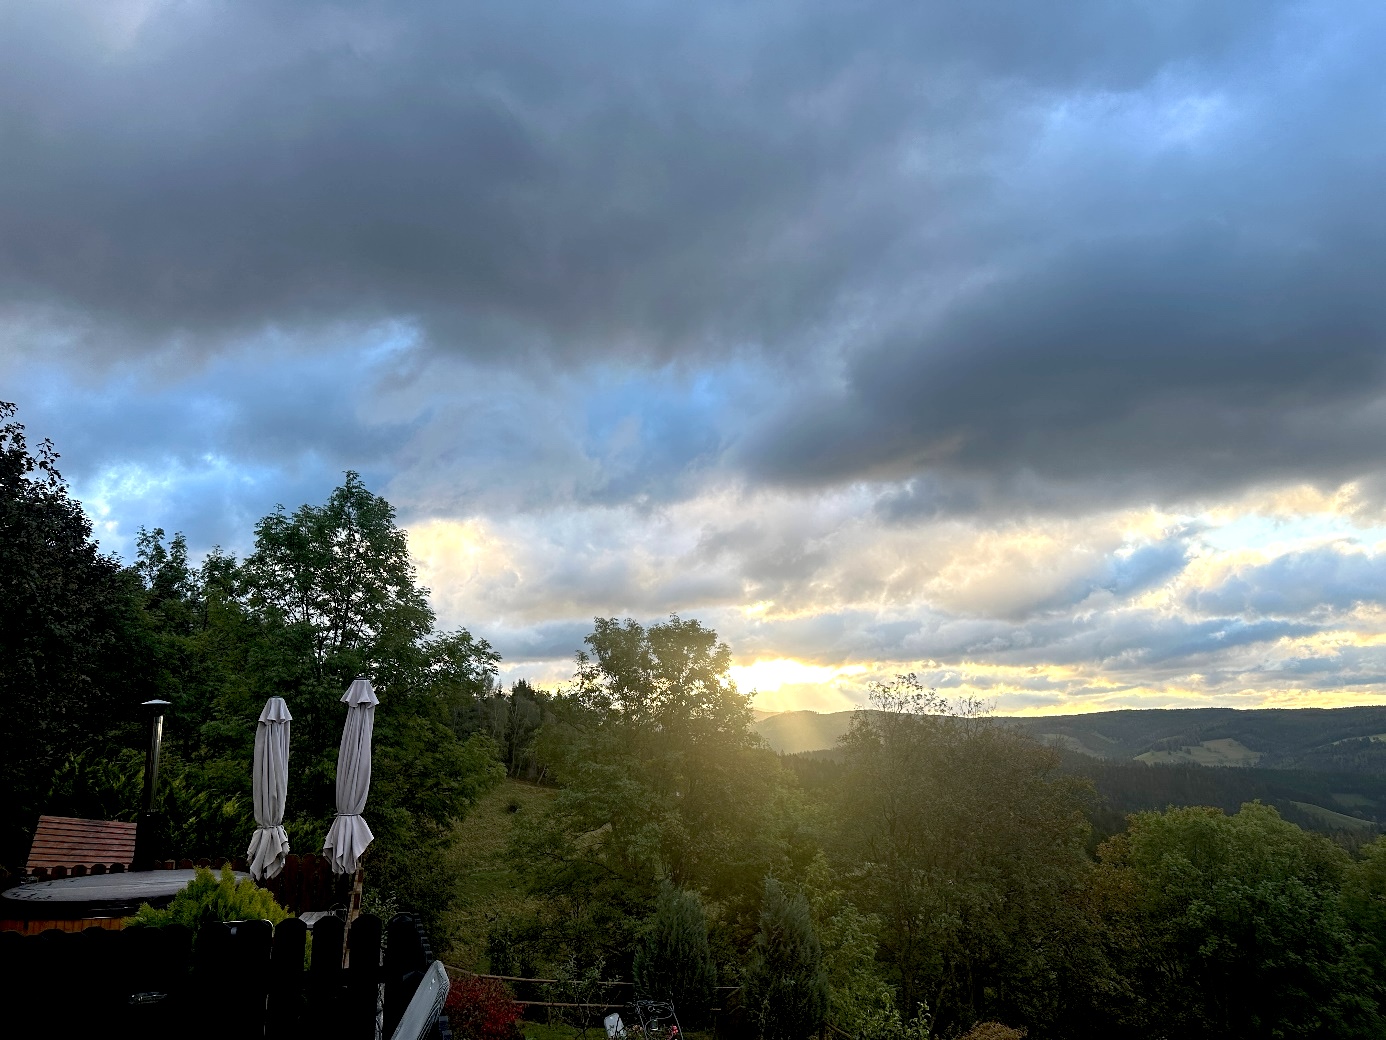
[7,1,1386,709]
[8,1,1384,513]
[1190,546,1386,619]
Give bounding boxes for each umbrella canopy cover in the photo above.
[247,697,292,880]
[322,677,379,874]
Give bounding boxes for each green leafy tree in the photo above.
[1095,802,1380,1038]
[835,675,1097,1036]
[1342,835,1386,988]
[509,616,791,971]
[802,853,895,1035]
[234,473,504,936]
[633,883,717,1023]
[743,877,829,1040]
[241,471,434,680]
[0,402,149,871]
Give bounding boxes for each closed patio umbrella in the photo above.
[247,696,292,880]
[322,676,378,874]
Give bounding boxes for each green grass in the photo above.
[1288,800,1379,832]
[1135,738,1262,768]
[443,776,557,970]
[1332,791,1376,810]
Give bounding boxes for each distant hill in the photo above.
[754,709,856,754]
[755,704,1386,773]
[762,704,1386,843]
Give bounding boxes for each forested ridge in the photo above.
[6,401,1386,1039]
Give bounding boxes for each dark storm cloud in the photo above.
[4,0,1385,521]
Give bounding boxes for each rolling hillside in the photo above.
[761,704,1386,840]
[755,704,1386,772]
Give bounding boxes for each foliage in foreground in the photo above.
[446,975,524,1040]
[633,883,717,1024]
[127,865,290,931]
[742,878,829,1040]
[1094,802,1384,1038]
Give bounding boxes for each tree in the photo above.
[233,474,503,936]
[801,853,895,1035]
[509,616,791,973]
[633,883,717,1023]
[835,675,1096,1035]
[743,878,829,1040]
[240,471,434,694]
[0,402,149,870]
[1095,802,1380,1038]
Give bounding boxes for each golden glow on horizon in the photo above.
[732,658,868,693]
[405,482,1386,715]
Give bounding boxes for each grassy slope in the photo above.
[1135,737,1263,767]
[443,779,716,1040]
[1288,800,1379,832]
[443,776,557,970]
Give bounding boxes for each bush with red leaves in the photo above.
[446,975,524,1040]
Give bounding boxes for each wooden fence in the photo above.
[447,970,742,1015]
[0,912,449,1040]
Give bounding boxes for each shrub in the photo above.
[743,878,829,1040]
[959,1025,1025,1040]
[858,1004,932,1040]
[127,865,291,931]
[633,883,716,1023]
[445,974,524,1040]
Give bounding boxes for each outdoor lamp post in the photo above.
[132,698,173,869]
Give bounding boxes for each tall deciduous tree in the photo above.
[511,616,791,972]
[836,674,1096,1035]
[0,402,148,870]
[234,473,503,935]
[242,471,433,681]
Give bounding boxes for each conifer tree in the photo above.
[744,878,829,1040]
[633,882,717,1023]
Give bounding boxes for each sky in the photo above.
[6,1,1386,715]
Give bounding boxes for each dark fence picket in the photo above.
[310,913,349,1037]
[195,918,274,1039]
[274,853,299,911]
[32,930,74,1034]
[122,922,194,1035]
[298,854,316,913]
[345,914,384,1040]
[383,914,435,1040]
[82,925,125,1023]
[0,929,33,1036]
[267,917,308,1040]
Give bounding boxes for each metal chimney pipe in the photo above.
[140,699,172,814]
[132,699,173,869]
